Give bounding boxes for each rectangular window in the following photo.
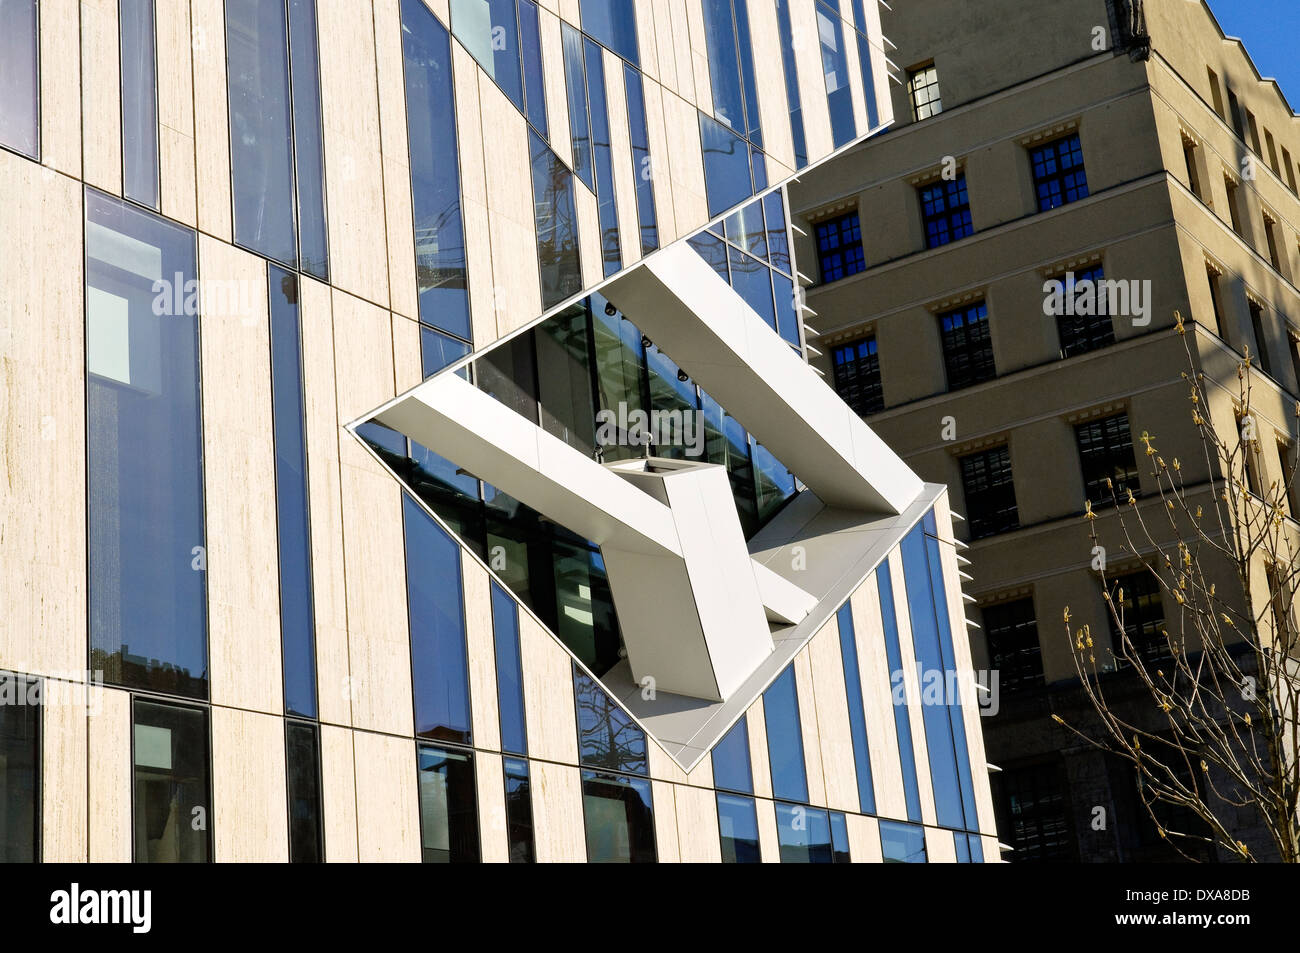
[699,111,755,218]
[583,37,621,276]
[417,744,480,863]
[907,63,942,120]
[1224,176,1244,234]
[1279,441,1298,518]
[776,802,835,863]
[269,266,317,719]
[981,598,1043,693]
[1076,412,1139,507]
[1246,110,1262,155]
[711,715,753,794]
[1108,570,1167,666]
[0,674,38,861]
[1266,130,1280,175]
[939,301,995,389]
[120,0,159,208]
[561,22,594,190]
[287,0,328,278]
[285,720,323,863]
[402,0,472,339]
[133,699,211,863]
[1264,218,1284,273]
[623,65,657,255]
[729,244,777,331]
[1207,68,1224,119]
[1250,300,1272,374]
[716,793,760,863]
[877,562,923,822]
[581,769,655,862]
[503,757,535,862]
[0,0,38,158]
[578,0,638,66]
[835,603,877,814]
[920,175,972,248]
[451,0,524,112]
[1183,139,1202,199]
[832,337,883,416]
[814,212,864,282]
[574,667,647,775]
[849,0,879,127]
[1228,90,1246,140]
[959,445,1019,539]
[774,0,808,168]
[1207,265,1226,331]
[763,666,808,803]
[1055,265,1116,358]
[994,761,1075,861]
[492,582,527,756]
[880,820,926,863]
[1283,147,1297,194]
[87,189,208,699]
[701,0,761,147]
[813,0,854,148]
[530,129,583,309]
[1030,134,1089,212]
[518,0,547,136]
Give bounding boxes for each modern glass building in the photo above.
[0,0,996,862]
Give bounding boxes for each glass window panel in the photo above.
[774,0,807,168]
[451,0,523,111]
[830,811,851,863]
[701,0,744,136]
[503,757,535,862]
[530,129,584,309]
[519,0,548,136]
[699,112,754,218]
[623,65,657,254]
[581,769,655,863]
[835,603,876,814]
[717,793,760,863]
[286,720,323,863]
[574,667,647,775]
[133,700,210,863]
[226,0,298,267]
[954,830,971,863]
[880,820,927,863]
[417,744,480,863]
[968,832,985,863]
[420,325,472,379]
[288,0,328,279]
[492,582,528,755]
[403,495,473,744]
[764,191,791,273]
[752,439,796,522]
[0,675,38,861]
[877,561,922,822]
[561,23,594,190]
[727,246,776,331]
[815,1,855,148]
[269,266,317,719]
[583,37,621,276]
[87,189,208,699]
[699,389,758,536]
[478,330,539,423]
[120,0,160,208]
[776,803,833,863]
[732,0,762,147]
[0,0,38,158]
[536,301,596,452]
[772,272,800,347]
[402,0,472,340]
[578,0,638,65]
[724,199,766,260]
[688,231,729,282]
[763,666,808,803]
[711,715,752,794]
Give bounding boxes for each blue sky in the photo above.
[1207,0,1300,113]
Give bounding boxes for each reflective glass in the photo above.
[492,582,527,755]
[0,676,38,862]
[0,0,38,157]
[699,112,753,217]
[451,0,523,111]
[877,561,923,822]
[717,793,760,863]
[579,0,639,65]
[421,325,472,379]
[530,129,583,308]
[575,667,647,775]
[710,715,752,794]
[504,757,535,862]
[830,811,851,863]
[815,1,855,148]
[288,0,328,279]
[728,245,776,331]
[581,769,655,863]
[776,803,833,863]
[583,37,621,276]
[519,0,548,135]
[623,65,657,254]
[561,23,594,190]
[763,666,808,803]
[418,744,480,863]
[835,603,876,814]
[880,820,927,863]
[133,700,210,863]
[286,720,323,863]
[774,0,807,168]
[120,0,159,208]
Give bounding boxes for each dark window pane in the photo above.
[451,0,523,112]
[776,803,833,863]
[716,793,760,863]
[417,744,480,863]
[402,0,472,340]
[0,674,39,861]
[880,820,926,862]
[492,582,528,755]
[763,666,808,803]
[832,337,883,415]
[689,231,729,281]
[919,175,972,249]
[579,0,638,65]
[1108,570,1168,667]
[120,0,160,208]
[286,720,323,863]
[1031,133,1089,212]
[478,330,539,423]
[993,761,1075,862]
[699,112,753,218]
[87,189,208,699]
[981,598,1044,693]
[226,0,298,266]
[623,65,657,254]
[1075,412,1139,507]
[581,769,655,862]
[0,0,38,158]
[959,444,1019,539]
[939,301,994,389]
[403,495,473,744]
[814,212,864,282]
[711,715,753,793]
[503,757,535,862]
[774,0,807,168]
[877,561,923,822]
[288,0,328,279]
[1053,265,1114,357]
[270,266,317,719]
[133,700,210,863]
[830,811,851,863]
[584,37,621,276]
[815,1,854,147]
[519,0,548,136]
[561,22,594,190]
[574,667,647,775]
[836,603,876,814]
[530,129,583,308]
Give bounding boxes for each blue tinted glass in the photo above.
[578,0,638,65]
[417,744,480,862]
[954,830,970,863]
[451,0,523,112]
[753,439,797,520]
[774,0,807,168]
[421,325,472,379]
[728,246,776,331]
[880,820,927,863]
[87,189,207,699]
[583,38,621,276]
[724,199,766,260]
[717,793,760,863]
[764,191,790,272]
[836,603,876,814]
[702,0,744,135]
[623,66,657,254]
[877,561,922,821]
[561,23,594,190]
[968,833,985,863]
[772,272,800,347]
[503,757,535,862]
[750,145,767,190]
[776,803,833,863]
[403,495,473,743]
[711,715,752,793]
[763,667,808,803]
[700,112,754,218]
[530,129,583,308]
[288,0,328,279]
[519,0,548,136]
[574,667,647,775]
[581,769,655,862]
[120,0,159,209]
[815,2,855,148]
[227,0,298,267]
[492,582,528,755]
[0,0,38,158]
[830,811,851,862]
[732,0,762,145]
[900,524,963,828]
[402,0,472,340]
[689,231,729,281]
[270,266,317,719]
[854,30,879,128]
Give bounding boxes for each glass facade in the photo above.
[286,720,323,863]
[574,667,647,776]
[562,22,594,191]
[700,112,754,218]
[583,36,622,276]
[877,562,923,822]
[701,0,761,147]
[623,65,657,255]
[530,129,583,309]
[503,757,535,862]
[492,582,528,755]
[711,715,753,794]
[87,189,208,699]
[716,793,760,863]
[0,676,38,862]
[774,0,808,168]
[880,820,927,863]
[763,666,808,803]
[581,769,655,862]
[0,0,39,158]
[775,802,836,863]
[579,0,638,66]
[417,744,480,863]
[133,700,211,863]
[836,604,876,814]
[120,0,159,208]
[814,1,855,148]
[451,0,523,112]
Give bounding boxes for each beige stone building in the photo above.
[790,0,1300,861]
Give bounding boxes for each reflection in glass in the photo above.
[763,666,808,803]
[717,793,760,863]
[727,245,776,332]
[880,820,927,863]
[87,189,208,699]
[504,758,535,862]
[451,0,523,111]
[133,700,210,863]
[120,0,159,208]
[815,1,855,148]
[581,769,655,862]
[578,0,639,65]
[699,112,753,217]
[710,715,752,794]
[561,23,594,190]
[623,66,657,254]
[491,582,527,755]
[418,744,480,863]
[830,810,851,863]
[774,0,807,168]
[421,325,472,379]
[835,603,876,814]
[288,0,329,279]
[877,561,923,822]
[0,0,38,158]
[575,667,647,775]
[584,37,621,276]
[286,720,323,862]
[0,676,38,861]
[519,0,548,136]
[776,802,833,863]
[530,130,583,308]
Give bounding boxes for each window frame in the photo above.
[1029,133,1090,213]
